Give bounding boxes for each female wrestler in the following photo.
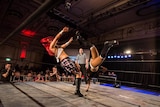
[40,27,83,97]
[76,32,118,91]
[86,42,118,92]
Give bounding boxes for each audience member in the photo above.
[35,73,44,82]
[25,71,33,81]
[0,63,13,83]
[50,66,60,81]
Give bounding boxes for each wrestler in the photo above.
[40,27,83,97]
[76,31,119,91]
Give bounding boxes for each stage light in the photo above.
[128,54,131,57]
[108,56,111,58]
[124,49,132,54]
[121,56,124,58]
[124,55,128,58]
[6,58,11,61]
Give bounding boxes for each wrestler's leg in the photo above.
[86,79,90,92]
[90,46,104,72]
[90,40,119,72]
[69,62,83,97]
[86,71,91,92]
[75,72,83,97]
[100,40,119,58]
[90,45,99,59]
[60,58,83,97]
[65,69,83,97]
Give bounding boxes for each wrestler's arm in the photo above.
[60,37,73,48]
[49,27,69,50]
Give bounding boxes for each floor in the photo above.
[0,81,160,107]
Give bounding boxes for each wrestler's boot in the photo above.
[100,40,119,58]
[75,78,83,97]
[75,31,93,47]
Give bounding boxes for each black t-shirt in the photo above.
[87,69,99,80]
[0,69,12,82]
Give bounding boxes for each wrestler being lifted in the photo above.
[75,31,119,92]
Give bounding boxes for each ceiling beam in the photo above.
[0,0,64,45]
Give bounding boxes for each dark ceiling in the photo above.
[0,0,160,53]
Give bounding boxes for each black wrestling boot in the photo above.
[100,40,119,58]
[75,78,83,97]
[75,31,93,47]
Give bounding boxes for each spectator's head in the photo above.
[5,63,11,70]
[52,66,57,71]
[37,73,41,78]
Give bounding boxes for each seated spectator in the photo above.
[32,72,37,80]
[61,73,67,81]
[45,67,50,74]
[66,75,74,82]
[25,71,33,81]
[50,66,60,81]
[13,71,23,82]
[111,72,117,77]
[44,73,50,82]
[108,72,111,76]
[35,73,44,82]
[108,71,117,77]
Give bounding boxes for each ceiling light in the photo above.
[21,29,36,37]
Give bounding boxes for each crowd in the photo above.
[0,63,74,83]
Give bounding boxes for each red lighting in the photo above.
[20,48,26,59]
[21,29,36,37]
[20,42,28,59]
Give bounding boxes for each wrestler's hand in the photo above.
[63,27,69,32]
